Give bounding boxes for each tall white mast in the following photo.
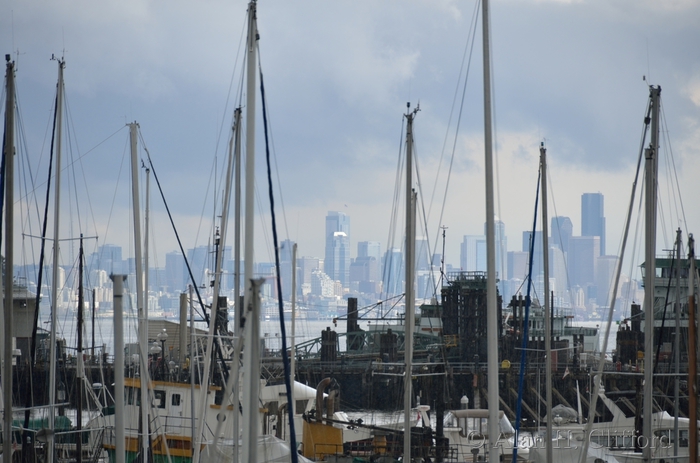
[242,2,260,462]
[2,54,16,463]
[290,242,297,417]
[403,105,417,461]
[231,105,243,463]
[203,83,241,460]
[643,86,661,463]
[112,274,127,463]
[540,143,553,463]
[48,58,65,463]
[482,0,500,451]
[129,121,149,462]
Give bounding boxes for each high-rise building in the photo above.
[92,244,124,274]
[551,216,573,255]
[325,212,350,287]
[357,241,381,261]
[484,219,507,280]
[279,239,297,301]
[507,251,529,280]
[569,235,600,290]
[460,235,486,272]
[415,237,431,271]
[596,255,619,307]
[382,248,403,297]
[187,245,211,288]
[521,230,543,278]
[353,241,381,286]
[165,251,186,292]
[581,193,605,255]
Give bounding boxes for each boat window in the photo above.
[172,394,181,406]
[126,387,134,405]
[679,430,689,448]
[154,390,166,409]
[295,399,308,413]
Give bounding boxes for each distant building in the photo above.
[382,248,403,297]
[507,251,529,280]
[521,231,543,278]
[324,212,350,288]
[484,219,507,280]
[357,241,381,261]
[569,235,600,294]
[279,239,297,301]
[551,216,573,255]
[581,193,605,256]
[596,255,619,307]
[460,235,486,272]
[415,237,431,271]
[166,251,186,292]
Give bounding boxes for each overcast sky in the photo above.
[2,0,699,276]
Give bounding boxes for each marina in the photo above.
[2,1,699,463]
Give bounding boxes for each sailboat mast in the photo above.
[128,121,149,462]
[540,144,553,463]
[241,2,260,462]
[48,57,65,463]
[201,78,240,460]
[674,228,682,458]
[112,274,127,463]
[643,85,660,463]
[688,235,697,463]
[77,235,84,463]
[231,105,242,463]
[482,0,500,450]
[403,106,417,461]
[2,54,16,463]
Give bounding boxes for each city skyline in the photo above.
[2,2,697,302]
[13,191,631,317]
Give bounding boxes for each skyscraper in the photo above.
[551,216,573,255]
[325,211,350,287]
[357,241,381,261]
[569,235,600,289]
[460,235,486,272]
[581,193,605,255]
[279,239,296,301]
[484,219,507,280]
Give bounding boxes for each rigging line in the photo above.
[511,164,541,463]
[427,0,480,223]
[259,68,299,463]
[546,157,573,309]
[621,99,654,315]
[96,130,129,272]
[21,78,59,449]
[411,131,438,298]
[64,92,99,239]
[381,114,407,301]
[14,90,43,231]
[64,89,85,237]
[16,125,127,206]
[432,0,480,250]
[257,50,291,241]
[213,11,248,175]
[15,96,43,283]
[142,143,230,385]
[660,102,687,235]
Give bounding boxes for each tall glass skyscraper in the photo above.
[325,211,350,287]
[581,193,605,255]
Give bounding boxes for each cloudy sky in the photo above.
[2,0,699,276]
